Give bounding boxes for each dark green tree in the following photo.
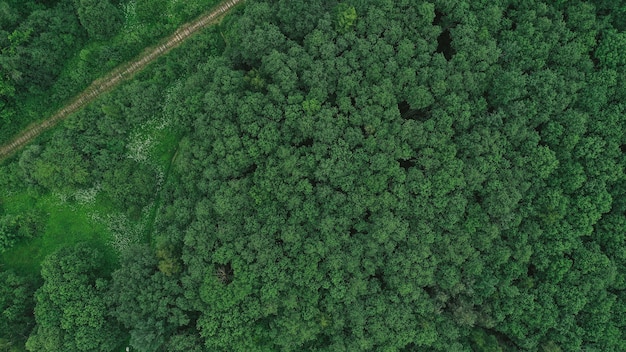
[26,243,123,352]
[108,245,188,352]
[0,269,37,349]
[74,0,122,40]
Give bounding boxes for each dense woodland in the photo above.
[2,0,626,351]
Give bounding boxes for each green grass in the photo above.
[152,127,182,167]
[0,192,114,274]
[131,115,183,243]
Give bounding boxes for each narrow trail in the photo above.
[0,0,243,160]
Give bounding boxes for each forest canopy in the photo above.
[2,0,626,351]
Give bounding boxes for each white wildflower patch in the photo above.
[104,80,183,252]
[92,212,142,252]
[155,169,165,189]
[126,85,176,167]
[72,183,100,205]
[126,133,154,163]
[154,113,172,131]
[53,191,68,204]
[162,79,183,121]
[122,0,138,30]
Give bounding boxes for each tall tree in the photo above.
[74,0,122,40]
[26,243,123,352]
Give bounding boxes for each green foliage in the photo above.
[73,0,123,41]
[108,245,188,352]
[135,0,168,25]
[101,159,157,218]
[25,243,123,352]
[470,329,503,352]
[0,191,114,275]
[2,0,626,351]
[244,68,266,90]
[595,30,626,68]
[0,1,20,29]
[2,1,83,89]
[302,98,321,115]
[336,3,357,32]
[20,143,91,192]
[0,0,222,145]
[159,0,626,349]
[0,211,41,253]
[156,243,182,276]
[0,0,85,142]
[0,269,37,348]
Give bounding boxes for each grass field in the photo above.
[0,192,114,274]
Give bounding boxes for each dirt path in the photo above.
[0,0,243,160]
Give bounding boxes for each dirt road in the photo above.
[0,0,243,160]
